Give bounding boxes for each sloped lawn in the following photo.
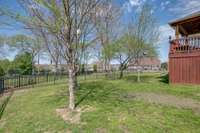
[1,73,200,133]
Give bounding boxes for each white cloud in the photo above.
[129,0,140,6]
[168,0,200,17]
[157,25,174,62]
[123,0,147,12]
[161,1,170,10]
[158,24,174,44]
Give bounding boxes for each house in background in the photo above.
[128,57,161,71]
[91,57,161,72]
[91,61,123,72]
[169,11,200,84]
[35,64,68,74]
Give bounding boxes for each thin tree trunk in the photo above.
[119,69,124,79]
[31,53,35,75]
[104,60,107,72]
[119,64,125,79]
[137,69,140,82]
[74,64,79,89]
[68,66,76,110]
[75,72,78,89]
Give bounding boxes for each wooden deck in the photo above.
[169,36,200,84]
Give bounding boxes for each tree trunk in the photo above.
[137,69,140,82]
[54,63,58,84]
[68,66,76,110]
[119,64,125,79]
[75,72,78,89]
[31,54,35,75]
[104,60,107,72]
[119,69,124,79]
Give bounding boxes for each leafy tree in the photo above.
[0,0,105,110]
[94,0,121,71]
[161,62,168,71]
[80,64,85,74]
[0,35,8,58]
[0,66,5,77]
[93,64,97,72]
[13,52,33,75]
[7,34,43,75]
[0,59,11,74]
[114,3,159,79]
[102,42,117,70]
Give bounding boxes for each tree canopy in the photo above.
[12,52,33,75]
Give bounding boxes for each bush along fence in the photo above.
[0,73,68,94]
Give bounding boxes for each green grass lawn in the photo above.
[1,73,200,133]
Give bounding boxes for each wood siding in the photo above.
[169,51,200,84]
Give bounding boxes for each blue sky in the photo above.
[0,0,200,63]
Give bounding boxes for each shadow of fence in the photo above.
[0,91,14,120]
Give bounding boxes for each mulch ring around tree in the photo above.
[56,105,96,124]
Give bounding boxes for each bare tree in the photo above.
[0,0,102,110]
[130,4,159,82]
[114,3,159,79]
[94,0,121,72]
[39,31,62,74]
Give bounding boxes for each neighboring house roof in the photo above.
[35,64,68,69]
[35,64,52,68]
[92,61,104,67]
[129,57,161,66]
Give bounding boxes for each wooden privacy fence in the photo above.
[169,36,200,84]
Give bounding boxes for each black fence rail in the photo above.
[0,73,67,94]
[0,71,120,94]
[0,71,162,95]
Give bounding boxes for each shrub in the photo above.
[93,64,97,72]
[0,66,5,77]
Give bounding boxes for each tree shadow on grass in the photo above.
[75,86,94,107]
[40,81,122,108]
[75,81,121,107]
[158,74,169,84]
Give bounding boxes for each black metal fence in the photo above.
[0,71,161,95]
[0,71,121,94]
[0,73,67,94]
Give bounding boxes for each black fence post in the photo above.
[54,73,56,84]
[18,75,21,88]
[37,75,39,84]
[34,74,36,84]
[46,73,49,82]
[0,78,4,94]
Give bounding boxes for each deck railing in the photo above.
[169,36,200,53]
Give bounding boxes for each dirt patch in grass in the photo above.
[95,128,107,133]
[56,105,96,124]
[56,108,81,124]
[195,93,200,97]
[119,125,131,133]
[124,92,200,114]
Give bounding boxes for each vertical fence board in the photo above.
[169,51,200,84]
